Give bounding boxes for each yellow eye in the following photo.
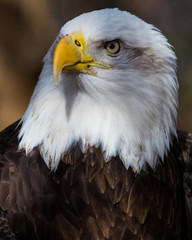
[105,41,120,54]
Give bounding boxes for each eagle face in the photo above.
[19,9,178,172]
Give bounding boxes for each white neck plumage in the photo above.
[18,51,178,173]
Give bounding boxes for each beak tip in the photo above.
[53,70,59,86]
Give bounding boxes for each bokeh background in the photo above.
[0,0,192,131]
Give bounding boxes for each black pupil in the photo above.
[75,40,81,47]
[109,43,115,49]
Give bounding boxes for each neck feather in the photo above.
[18,60,178,172]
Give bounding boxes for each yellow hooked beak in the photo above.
[53,32,110,85]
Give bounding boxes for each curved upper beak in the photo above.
[53,32,110,85]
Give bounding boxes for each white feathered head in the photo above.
[19,9,178,172]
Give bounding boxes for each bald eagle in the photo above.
[0,8,191,240]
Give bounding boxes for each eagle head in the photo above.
[19,9,178,172]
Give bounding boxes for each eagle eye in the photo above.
[105,41,120,54]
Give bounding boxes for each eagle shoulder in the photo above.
[177,130,192,240]
[0,122,60,239]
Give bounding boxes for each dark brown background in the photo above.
[0,0,192,131]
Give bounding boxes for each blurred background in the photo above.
[0,0,192,131]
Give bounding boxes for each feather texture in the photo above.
[0,122,191,239]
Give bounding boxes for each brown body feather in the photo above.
[0,121,191,240]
